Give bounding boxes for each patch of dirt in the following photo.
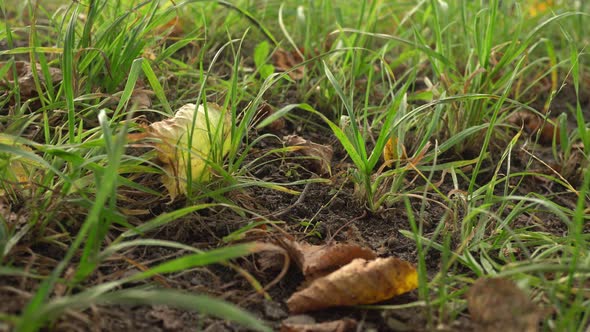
[3,98,586,332]
[2,10,589,328]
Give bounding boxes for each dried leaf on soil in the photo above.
[287,257,418,313]
[147,103,231,199]
[278,238,377,279]
[253,103,286,132]
[153,16,184,37]
[284,135,333,175]
[148,305,184,330]
[0,199,27,227]
[0,135,39,197]
[130,88,154,109]
[556,143,588,185]
[0,61,62,97]
[272,48,305,80]
[467,277,542,332]
[281,318,357,332]
[508,111,560,145]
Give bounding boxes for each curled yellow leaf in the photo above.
[148,103,231,199]
[0,134,39,196]
[383,136,407,165]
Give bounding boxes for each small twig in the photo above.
[268,182,313,219]
[326,210,368,244]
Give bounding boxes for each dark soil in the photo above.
[2,7,589,330]
[2,83,587,332]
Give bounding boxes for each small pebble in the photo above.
[203,322,231,332]
[263,300,287,320]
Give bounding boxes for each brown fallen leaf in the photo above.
[284,135,333,175]
[130,88,153,109]
[467,277,542,332]
[0,199,27,228]
[287,257,418,313]
[534,119,560,145]
[0,61,62,97]
[281,318,357,332]
[107,80,152,110]
[153,16,184,37]
[273,48,305,80]
[253,102,285,132]
[557,143,588,185]
[278,238,377,280]
[508,111,560,145]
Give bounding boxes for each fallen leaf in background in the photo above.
[508,111,560,145]
[148,103,231,199]
[467,277,541,332]
[108,81,153,110]
[281,318,357,332]
[287,257,418,313]
[142,48,157,61]
[154,16,184,37]
[527,0,554,17]
[0,134,39,197]
[254,102,285,132]
[273,48,305,80]
[0,61,62,97]
[556,143,587,185]
[383,136,408,165]
[147,305,183,330]
[130,88,153,109]
[278,238,377,279]
[0,198,27,228]
[284,135,333,175]
[532,119,560,145]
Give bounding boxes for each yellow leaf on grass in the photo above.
[0,135,39,196]
[148,103,231,199]
[287,257,418,313]
[527,0,554,17]
[383,136,407,164]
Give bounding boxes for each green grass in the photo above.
[1,0,589,331]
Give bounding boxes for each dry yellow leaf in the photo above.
[0,135,39,196]
[148,103,232,199]
[527,0,554,17]
[383,136,407,164]
[287,257,418,313]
